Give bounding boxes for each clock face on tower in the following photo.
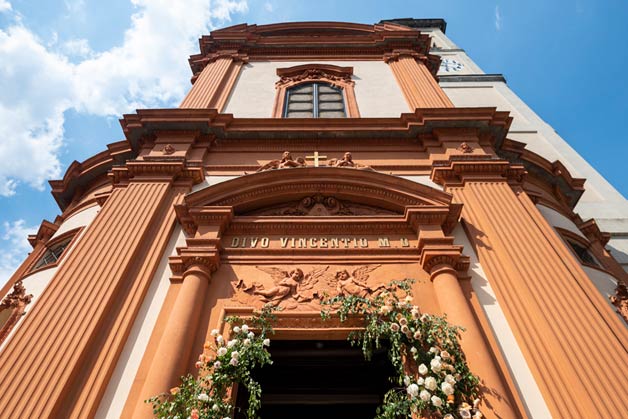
[439,58,464,72]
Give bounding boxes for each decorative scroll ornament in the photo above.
[0,280,32,311]
[276,68,353,88]
[232,264,387,310]
[327,152,373,171]
[248,193,398,216]
[610,283,628,323]
[255,151,307,172]
[456,142,474,153]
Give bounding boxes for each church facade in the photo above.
[1,19,627,418]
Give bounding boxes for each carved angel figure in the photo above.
[256,151,306,172]
[327,152,373,171]
[237,266,329,306]
[328,265,385,298]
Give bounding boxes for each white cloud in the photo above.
[0,0,248,195]
[0,0,12,13]
[0,220,37,287]
[264,2,273,12]
[495,5,502,31]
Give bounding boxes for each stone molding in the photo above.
[431,157,526,187]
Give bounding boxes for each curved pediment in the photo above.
[185,167,453,215]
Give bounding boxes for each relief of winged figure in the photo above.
[235,266,330,306]
[327,265,385,298]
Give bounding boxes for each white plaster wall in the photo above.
[224,61,409,117]
[52,205,100,239]
[536,204,586,239]
[453,225,552,418]
[399,175,443,191]
[95,226,187,419]
[191,175,239,193]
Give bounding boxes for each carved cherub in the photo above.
[327,265,385,298]
[237,266,329,306]
[327,152,373,171]
[256,151,307,172]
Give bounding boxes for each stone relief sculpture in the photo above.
[256,151,307,172]
[246,194,398,216]
[232,264,387,309]
[327,152,373,170]
[327,265,385,298]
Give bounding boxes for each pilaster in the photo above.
[385,50,453,109]
[180,51,248,110]
[432,157,628,418]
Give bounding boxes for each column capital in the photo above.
[110,160,205,187]
[169,247,219,281]
[419,244,469,277]
[431,157,526,187]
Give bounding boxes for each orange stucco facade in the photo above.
[1,20,627,419]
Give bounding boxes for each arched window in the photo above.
[273,64,360,118]
[284,82,346,118]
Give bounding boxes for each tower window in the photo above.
[567,240,599,267]
[284,83,346,118]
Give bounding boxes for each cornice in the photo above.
[120,107,512,144]
[497,138,585,209]
[49,140,135,210]
[109,160,205,186]
[431,156,526,187]
[27,220,59,248]
[188,21,441,76]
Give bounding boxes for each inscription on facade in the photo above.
[227,236,411,248]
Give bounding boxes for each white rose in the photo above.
[403,376,411,386]
[210,329,219,336]
[440,350,450,359]
[213,361,221,369]
[230,358,238,366]
[212,404,219,411]
[419,390,431,401]
[472,412,483,419]
[242,324,249,333]
[197,393,209,402]
[405,296,413,304]
[429,346,438,354]
[401,325,409,334]
[424,376,437,391]
[231,350,239,359]
[459,409,472,419]
[418,364,428,375]
[421,313,430,321]
[445,374,456,384]
[263,338,270,346]
[444,415,454,419]
[430,358,442,373]
[248,332,255,339]
[413,331,421,339]
[217,347,227,356]
[410,347,417,354]
[216,335,224,345]
[390,323,400,332]
[441,382,454,395]
[417,377,424,386]
[399,317,408,326]
[227,339,238,348]
[243,338,251,346]
[406,383,419,398]
[431,395,442,407]
[233,326,241,333]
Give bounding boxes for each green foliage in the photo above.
[146,305,276,419]
[321,279,483,419]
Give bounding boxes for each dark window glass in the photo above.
[568,241,599,267]
[284,83,346,118]
[32,238,72,270]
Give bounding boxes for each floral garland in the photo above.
[147,305,275,419]
[148,280,483,419]
[321,279,483,419]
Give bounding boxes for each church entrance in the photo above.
[234,340,395,419]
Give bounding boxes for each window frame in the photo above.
[26,228,82,275]
[283,82,346,118]
[273,64,360,118]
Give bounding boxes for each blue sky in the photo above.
[1,0,627,285]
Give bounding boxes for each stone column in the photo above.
[421,247,520,419]
[132,262,213,418]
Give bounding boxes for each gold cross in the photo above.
[305,151,327,167]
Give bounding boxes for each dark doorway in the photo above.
[234,340,394,419]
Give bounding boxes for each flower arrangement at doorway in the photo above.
[321,279,483,419]
[147,305,276,419]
